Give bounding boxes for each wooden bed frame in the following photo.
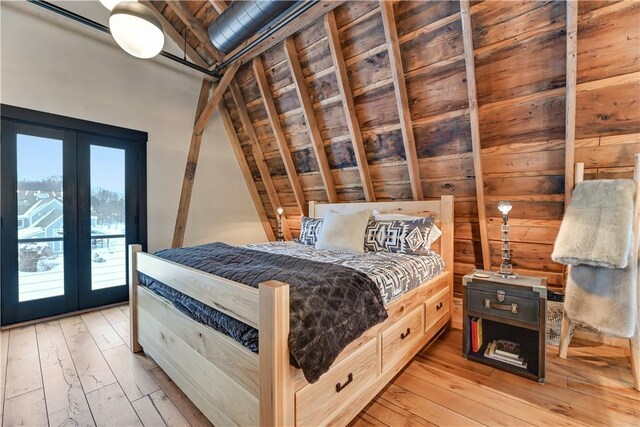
[128,197,454,426]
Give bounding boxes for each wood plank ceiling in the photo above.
[155,1,640,293]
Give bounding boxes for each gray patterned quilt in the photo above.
[140,242,444,383]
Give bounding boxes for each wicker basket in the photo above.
[546,299,574,346]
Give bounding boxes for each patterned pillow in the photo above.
[365,217,437,255]
[299,216,323,245]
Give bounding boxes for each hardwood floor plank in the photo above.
[366,398,436,427]
[1,330,9,422]
[102,307,128,325]
[359,411,390,426]
[382,383,482,426]
[3,388,48,427]
[405,359,583,427]
[5,326,43,400]
[59,316,117,394]
[111,320,131,350]
[147,390,189,427]
[85,383,142,427]
[394,371,534,426]
[102,344,160,401]
[148,366,213,427]
[35,320,95,427]
[135,351,159,372]
[119,305,130,318]
[131,395,167,427]
[81,311,125,351]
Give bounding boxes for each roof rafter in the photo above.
[209,0,227,14]
[253,56,308,216]
[141,0,210,68]
[165,0,223,62]
[230,80,292,240]
[379,0,423,201]
[284,37,338,203]
[219,100,276,241]
[460,0,491,270]
[325,10,375,202]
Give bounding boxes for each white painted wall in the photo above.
[0,0,268,251]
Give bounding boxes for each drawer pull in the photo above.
[400,328,411,340]
[484,299,518,314]
[436,302,443,311]
[335,373,353,393]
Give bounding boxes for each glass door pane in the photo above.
[90,145,126,290]
[16,134,65,302]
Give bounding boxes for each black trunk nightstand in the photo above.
[462,270,547,383]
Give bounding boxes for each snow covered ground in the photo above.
[19,237,126,302]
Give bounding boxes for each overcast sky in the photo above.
[17,134,125,194]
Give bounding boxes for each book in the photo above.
[471,317,483,352]
[484,340,528,369]
[495,339,521,360]
[471,318,478,352]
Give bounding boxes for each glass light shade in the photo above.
[109,2,164,59]
[498,200,513,215]
[276,206,284,215]
[100,0,136,11]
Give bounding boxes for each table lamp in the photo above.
[498,201,517,278]
[276,206,285,241]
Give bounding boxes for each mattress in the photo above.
[245,241,444,305]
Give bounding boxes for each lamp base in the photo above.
[497,271,519,279]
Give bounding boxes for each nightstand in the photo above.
[462,270,547,383]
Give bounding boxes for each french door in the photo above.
[1,106,146,325]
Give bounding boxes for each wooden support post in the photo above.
[165,0,222,61]
[460,0,491,271]
[172,63,240,248]
[172,78,213,248]
[380,0,423,201]
[259,281,294,427]
[564,0,578,207]
[284,37,339,203]
[440,195,455,329]
[194,62,240,135]
[629,153,640,390]
[219,101,276,241]
[128,244,143,353]
[253,56,308,216]
[142,0,210,68]
[230,80,292,240]
[325,11,376,202]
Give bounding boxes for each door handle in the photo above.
[484,299,518,314]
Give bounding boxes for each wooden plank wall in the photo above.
[221,0,640,293]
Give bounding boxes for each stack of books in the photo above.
[484,339,528,369]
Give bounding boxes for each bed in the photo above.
[128,198,454,426]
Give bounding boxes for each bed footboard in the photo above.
[128,244,295,427]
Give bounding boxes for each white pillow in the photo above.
[315,209,372,253]
[373,211,442,247]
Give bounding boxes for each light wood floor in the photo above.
[1,301,638,427]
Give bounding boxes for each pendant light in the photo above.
[108,1,164,59]
[99,0,135,12]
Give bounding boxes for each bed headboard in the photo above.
[308,197,454,276]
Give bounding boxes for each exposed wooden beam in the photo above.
[220,1,347,67]
[564,0,578,207]
[379,1,423,201]
[172,78,213,248]
[284,37,338,203]
[253,56,308,216]
[460,0,491,270]
[141,0,210,68]
[325,11,376,202]
[219,101,276,241]
[209,0,227,14]
[194,61,240,134]
[230,81,292,240]
[165,0,223,62]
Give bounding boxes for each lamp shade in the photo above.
[109,2,164,59]
[498,200,513,215]
[100,0,136,11]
